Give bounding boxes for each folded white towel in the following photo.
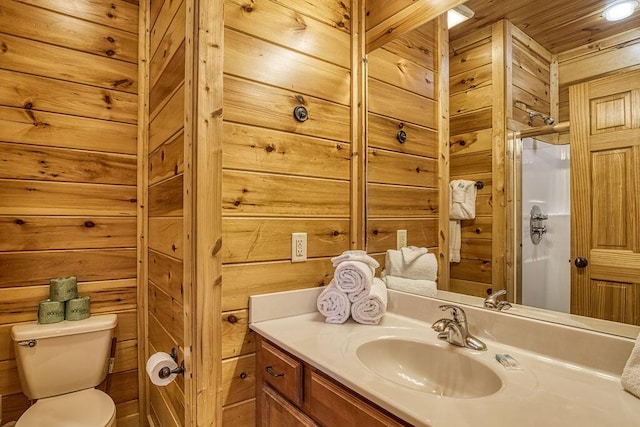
[351,278,387,325]
[316,280,351,324]
[384,275,437,297]
[334,260,374,295]
[450,179,477,220]
[385,249,437,281]
[622,332,640,398]
[400,246,428,263]
[331,250,380,270]
[449,220,461,263]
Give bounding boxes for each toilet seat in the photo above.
[16,388,116,427]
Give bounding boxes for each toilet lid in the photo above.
[16,389,116,427]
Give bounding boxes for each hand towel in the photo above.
[316,280,351,324]
[622,332,640,398]
[331,250,380,270]
[449,180,477,220]
[383,275,437,297]
[351,278,387,325]
[385,249,438,281]
[334,260,374,295]
[449,220,461,263]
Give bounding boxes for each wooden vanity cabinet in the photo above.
[256,335,411,427]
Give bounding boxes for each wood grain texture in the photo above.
[222,171,350,217]
[223,123,350,180]
[368,184,438,218]
[0,143,136,185]
[222,309,255,359]
[367,218,438,253]
[0,32,137,93]
[222,259,333,311]
[368,113,438,158]
[224,76,351,143]
[0,216,135,251]
[0,106,137,154]
[222,218,349,263]
[0,1,137,63]
[368,149,437,187]
[222,398,256,427]
[221,354,256,406]
[0,69,137,124]
[225,0,350,68]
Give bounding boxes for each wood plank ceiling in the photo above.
[450,0,640,52]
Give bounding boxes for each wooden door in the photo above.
[569,70,640,325]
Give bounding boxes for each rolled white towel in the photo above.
[331,250,380,270]
[316,280,350,324]
[383,275,437,297]
[385,249,438,281]
[351,278,387,325]
[334,260,374,295]
[622,332,640,398]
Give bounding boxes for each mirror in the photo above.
[364,1,640,339]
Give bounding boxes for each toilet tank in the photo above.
[11,314,117,399]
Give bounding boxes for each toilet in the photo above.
[11,314,118,427]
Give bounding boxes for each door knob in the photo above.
[574,257,588,268]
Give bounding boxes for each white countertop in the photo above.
[249,288,640,427]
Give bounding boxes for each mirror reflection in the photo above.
[364,0,640,337]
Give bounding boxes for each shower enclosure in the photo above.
[510,133,571,312]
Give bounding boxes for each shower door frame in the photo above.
[506,124,570,305]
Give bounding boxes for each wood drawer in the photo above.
[309,370,408,427]
[262,385,318,427]
[260,340,304,406]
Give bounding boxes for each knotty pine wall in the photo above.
[366,20,441,269]
[0,0,139,425]
[146,0,189,424]
[448,25,495,297]
[448,20,554,299]
[220,1,352,424]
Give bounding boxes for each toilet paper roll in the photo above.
[65,296,90,321]
[50,276,78,302]
[38,299,65,324]
[146,352,178,386]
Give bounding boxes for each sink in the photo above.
[356,338,502,398]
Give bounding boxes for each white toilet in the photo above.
[11,314,118,427]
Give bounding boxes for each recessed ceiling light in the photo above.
[602,0,639,22]
[448,5,475,29]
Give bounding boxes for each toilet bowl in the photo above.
[15,389,116,427]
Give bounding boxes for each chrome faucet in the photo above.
[432,305,486,351]
[484,290,512,311]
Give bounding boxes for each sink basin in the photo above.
[356,338,502,398]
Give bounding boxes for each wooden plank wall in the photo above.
[366,20,441,273]
[220,1,353,425]
[448,26,494,297]
[558,28,640,124]
[510,25,553,129]
[0,0,139,424]
[145,0,189,425]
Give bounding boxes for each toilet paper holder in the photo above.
[159,347,185,379]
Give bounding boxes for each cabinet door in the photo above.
[262,385,318,427]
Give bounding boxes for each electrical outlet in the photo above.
[397,229,408,249]
[291,232,307,262]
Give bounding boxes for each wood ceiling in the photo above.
[449,0,640,53]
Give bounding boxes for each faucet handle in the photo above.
[439,304,467,323]
[484,290,511,310]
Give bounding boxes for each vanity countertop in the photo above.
[249,288,640,427]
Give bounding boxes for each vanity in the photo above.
[250,288,640,427]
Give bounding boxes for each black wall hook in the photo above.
[293,105,308,122]
[475,181,484,190]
